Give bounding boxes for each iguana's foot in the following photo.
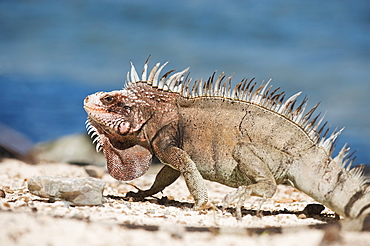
[222,185,270,219]
[125,188,156,200]
[126,189,209,211]
[192,199,209,210]
[222,186,250,219]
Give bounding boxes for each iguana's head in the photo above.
[84,89,149,140]
[84,88,153,181]
[83,59,188,181]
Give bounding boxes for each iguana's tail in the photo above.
[288,145,370,230]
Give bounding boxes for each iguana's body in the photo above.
[84,59,370,230]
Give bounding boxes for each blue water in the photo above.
[0,0,369,164]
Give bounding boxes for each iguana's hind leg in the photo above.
[223,142,277,219]
[126,165,180,198]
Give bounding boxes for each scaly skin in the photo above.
[84,60,370,230]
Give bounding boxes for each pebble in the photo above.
[28,176,105,206]
[84,165,105,179]
[0,189,5,198]
[302,204,325,217]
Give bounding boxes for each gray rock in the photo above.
[84,165,105,179]
[28,176,105,205]
[30,134,106,166]
[0,122,34,161]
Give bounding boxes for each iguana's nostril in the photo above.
[84,96,90,104]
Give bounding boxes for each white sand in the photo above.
[1,159,369,246]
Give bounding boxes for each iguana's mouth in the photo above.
[83,104,109,114]
[84,104,132,136]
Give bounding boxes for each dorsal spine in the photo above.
[124,59,361,175]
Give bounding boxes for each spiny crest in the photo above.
[125,57,188,93]
[85,119,103,152]
[124,59,357,170]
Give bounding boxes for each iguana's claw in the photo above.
[125,190,143,198]
[192,199,209,210]
[125,189,152,200]
[222,186,249,220]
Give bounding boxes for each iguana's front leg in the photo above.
[156,145,209,210]
[143,123,209,210]
[129,121,208,209]
[126,165,180,198]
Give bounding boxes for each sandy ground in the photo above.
[1,158,369,246]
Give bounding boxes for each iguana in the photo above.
[83,58,370,230]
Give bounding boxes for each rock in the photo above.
[0,122,34,161]
[30,134,106,166]
[302,204,325,217]
[320,223,342,245]
[84,165,105,179]
[28,176,105,205]
[0,189,5,198]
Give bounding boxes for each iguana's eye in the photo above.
[101,95,115,105]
